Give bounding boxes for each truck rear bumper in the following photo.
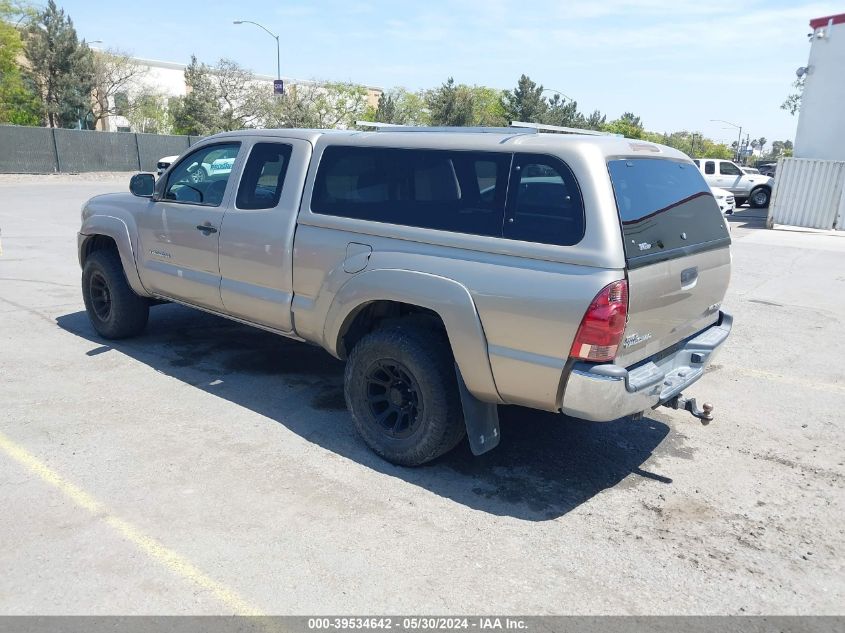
[560,311,732,421]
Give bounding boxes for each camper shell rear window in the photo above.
[607,158,731,268]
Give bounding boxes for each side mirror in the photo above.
[130,173,155,197]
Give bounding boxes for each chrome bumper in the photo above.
[561,312,732,421]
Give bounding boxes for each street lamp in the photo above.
[541,88,574,102]
[710,119,743,162]
[233,19,280,81]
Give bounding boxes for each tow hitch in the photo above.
[663,395,714,425]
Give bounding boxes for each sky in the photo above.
[57,0,843,144]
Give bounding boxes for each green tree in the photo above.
[426,77,474,126]
[23,0,94,128]
[125,87,170,134]
[604,112,644,138]
[501,74,546,123]
[0,0,40,124]
[583,109,606,131]
[372,87,427,125]
[169,55,223,135]
[542,94,583,128]
[468,85,507,127]
[258,81,368,129]
[781,77,804,115]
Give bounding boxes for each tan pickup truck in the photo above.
[78,127,732,465]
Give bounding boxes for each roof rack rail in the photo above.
[355,121,537,134]
[355,120,622,138]
[509,121,618,137]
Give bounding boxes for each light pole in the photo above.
[541,88,574,102]
[233,20,280,81]
[711,119,743,162]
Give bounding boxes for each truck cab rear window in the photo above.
[311,146,510,237]
[312,146,585,247]
[608,158,730,266]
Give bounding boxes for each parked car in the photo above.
[156,147,238,182]
[79,129,732,466]
[692,158,774,208]
[757,163,777,177]
[711,186,735,215]
[156,155,177,177]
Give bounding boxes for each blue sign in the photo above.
[273,80,284,95]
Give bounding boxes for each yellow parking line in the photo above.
[0,430,264,616]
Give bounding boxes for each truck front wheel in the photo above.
[82,249,149,339]
[749,187,771,208]
[344,323,466,466]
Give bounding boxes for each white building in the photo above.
[767,12,845,231]
[101,55,382,133]
[794,13,845,160]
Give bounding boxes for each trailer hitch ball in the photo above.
[700,402,714,425]
[663,395,714,425]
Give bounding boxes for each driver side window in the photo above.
[164,142,241,207]
[719,162,742,176]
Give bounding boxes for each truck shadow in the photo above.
[57,304,673,522]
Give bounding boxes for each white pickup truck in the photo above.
[693,159,774,208]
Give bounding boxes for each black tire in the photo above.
[749,187,771,208]
[344,323,465,466]
[82,249,149,339]
[734,197,747,208]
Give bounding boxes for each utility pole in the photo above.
[710,119,743,162]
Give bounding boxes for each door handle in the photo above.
[196,224,217,234]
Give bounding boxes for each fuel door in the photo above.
[343,242,372,274]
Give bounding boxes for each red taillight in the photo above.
[569,280,628,362]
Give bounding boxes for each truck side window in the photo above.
[503,155,585,247]
[236,143,293,210]
[704,161,715,175]
[164,142,240,206]
[719,162,742,176]
[311,146,510,237]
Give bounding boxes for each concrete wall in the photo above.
[794,15,845,161]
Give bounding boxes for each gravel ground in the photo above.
[0,175,842,615]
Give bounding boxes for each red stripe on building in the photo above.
[810,13,845,29]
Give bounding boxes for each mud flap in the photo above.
[455,364,500,456]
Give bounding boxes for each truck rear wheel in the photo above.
[82,249,149,339]
[344,323,465,466]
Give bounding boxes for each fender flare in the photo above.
[323,268,502,404]
[79,215,149,297]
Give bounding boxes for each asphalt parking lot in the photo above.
[0,174,843,615]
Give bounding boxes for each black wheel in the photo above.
[82,249,149,339]
[734,197,747,208]
[749,187,771,208]
[344,324,465,466]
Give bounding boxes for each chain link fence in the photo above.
[0,126,200,174]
